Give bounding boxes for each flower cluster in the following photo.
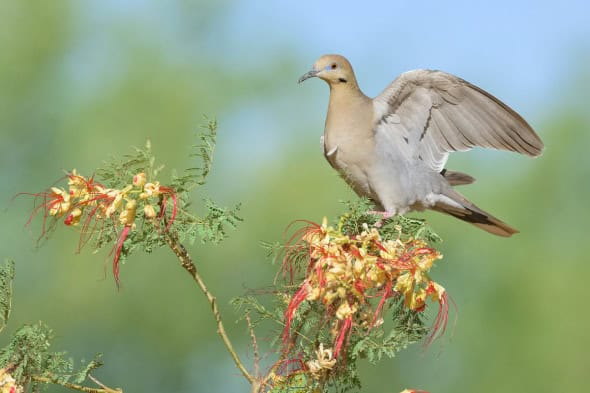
[305,343,337,379]
[0,368,22,393]
[282,217,448,362]
[24,169,177,286]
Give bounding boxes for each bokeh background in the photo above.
[1,1,589,392]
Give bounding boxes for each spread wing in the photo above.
[372,69,544,172]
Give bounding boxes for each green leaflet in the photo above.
[0,260,104,390]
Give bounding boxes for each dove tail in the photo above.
[433,191,519,237]
[440,169,476,186]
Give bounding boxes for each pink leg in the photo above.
[367,211,394,227]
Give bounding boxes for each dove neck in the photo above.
[325,85,373,143]
[327,84,371,116]
[327,76,363,95]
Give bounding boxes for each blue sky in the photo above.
[81,0,590,119]
[68,0,589,172]
[219,0,589,115]
[191,0,587,171]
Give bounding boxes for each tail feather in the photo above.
[441,169,476,186]
[433,190,519,237]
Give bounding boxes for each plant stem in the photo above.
[163,231,254,384]
[245,312,260,378]
[31,376,121,393]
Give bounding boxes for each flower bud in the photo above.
[105,192,123,217]
[133,172,147,187]
[119,199,137,226]
[144,204,157,218]
[64,208,83,226]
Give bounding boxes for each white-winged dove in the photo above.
[299,54,544,236]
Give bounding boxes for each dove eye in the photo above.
[331,63,338,69]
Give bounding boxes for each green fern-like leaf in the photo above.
[0,322,105,390]
[0,260,15,334]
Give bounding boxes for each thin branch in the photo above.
[246,312,260,378]
[87,375,116,392]
[245,312,265,393]
[31,375,121,393]
[162,230,254,384]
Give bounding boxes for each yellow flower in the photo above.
[322,290,339,305]
[366,265,387,286]
[104,185,132,217]
[352,257,365,275]
[416,255,435,272]
[67,169,89,198]
[412,268,428,286]
[335,302,357,320]
[306,287,321,301]
[140,182,160,199]
[426,281,446,302]
[48,187,71,216]
[379,240,402,259]
[306,343,337,379]
[394,272,414,294]
[406,288,427,311]
[327,262,348,276]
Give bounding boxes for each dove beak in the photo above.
[298,69,319,84]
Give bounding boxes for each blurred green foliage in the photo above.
[1,2,589,393]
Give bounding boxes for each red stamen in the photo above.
[333,316,353,358]
[78,192,112,206]
[424,289,449,348]
[77,204,102,252]
[159,194,168,220]
[389,251,415,270]
[353,280,365,297]
[349,245,362,259]
[64,214,74,226]
[415,247,435,255]
[316,260,326,288]
[17,190,68,242]
[275,357,306,376]
[373,240,388,253]
[112,226,131,289]
[280,220,321,283]
[168,194,177,229]
[282,283,310,347]
[371,281,392,327]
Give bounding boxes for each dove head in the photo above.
[298,54,358,88]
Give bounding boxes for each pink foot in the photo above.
[367,211,394,228]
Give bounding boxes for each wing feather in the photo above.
[373,69,544,172]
